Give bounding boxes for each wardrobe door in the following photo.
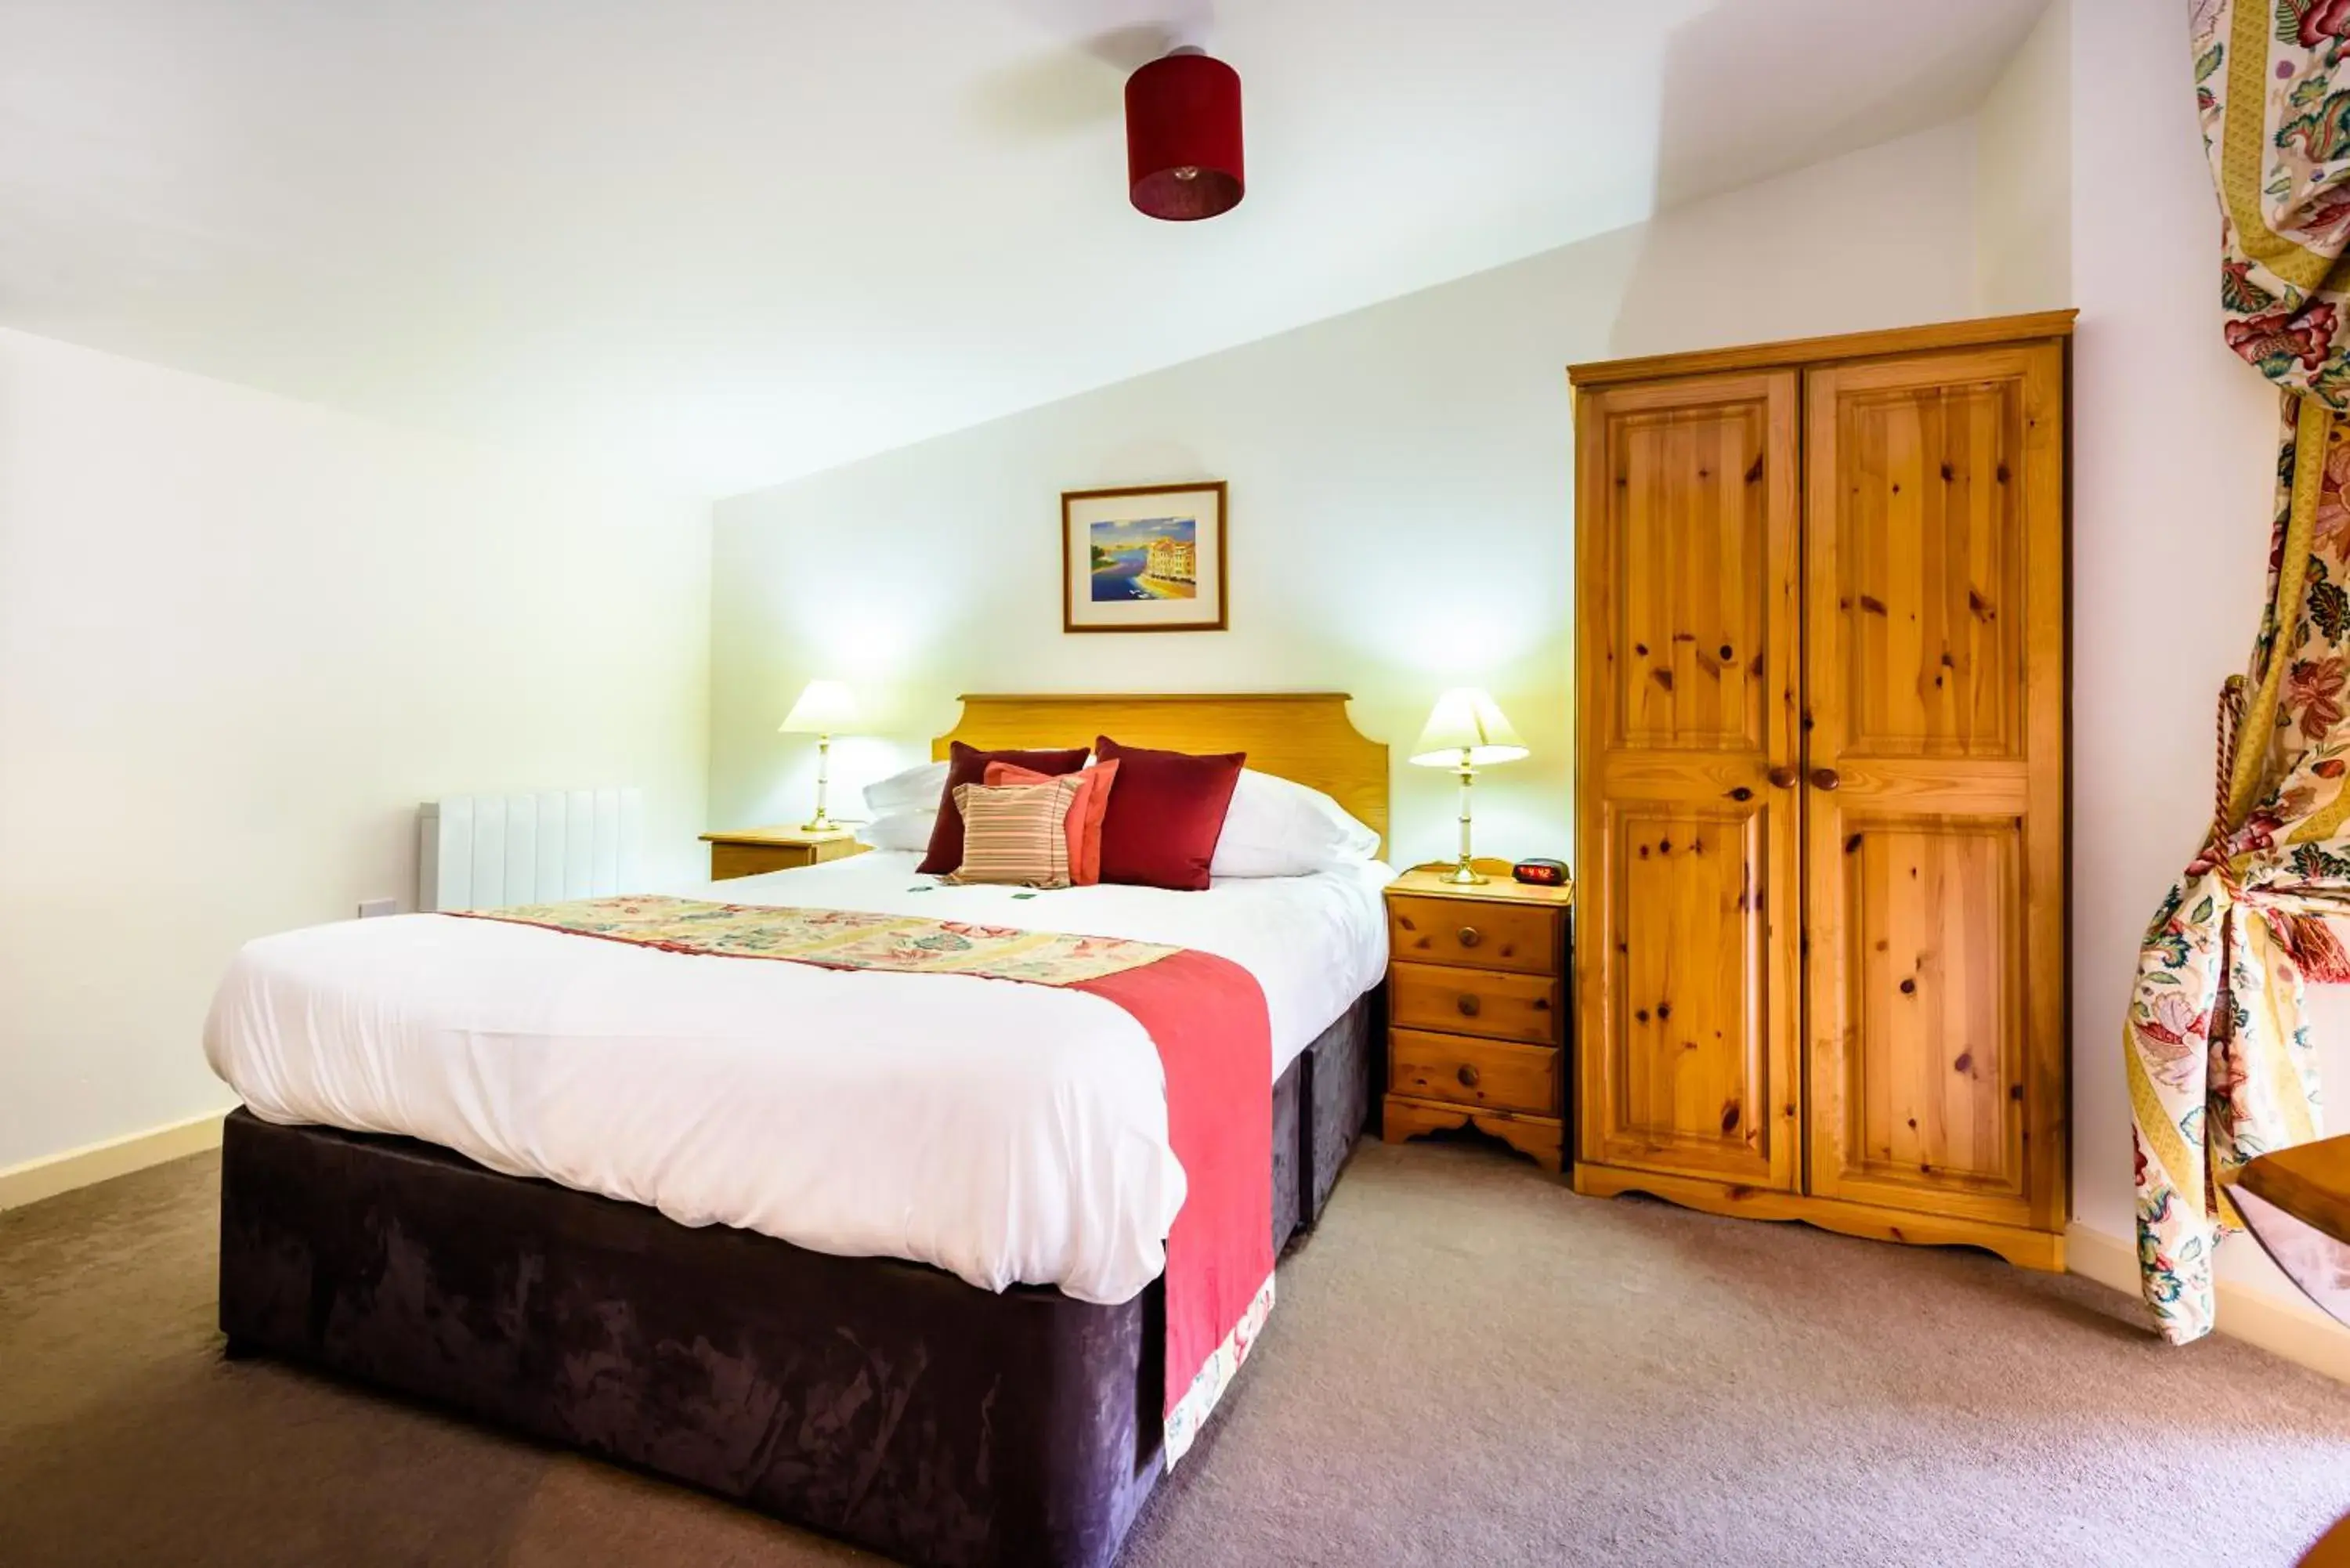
[1574,371,1802,1190]
[1801,343,2066,1231]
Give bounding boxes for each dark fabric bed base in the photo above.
[1303,990,1379,1228]
[220,1111,1161,1567]
[216,988,1378,1568]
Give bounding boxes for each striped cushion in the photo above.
[945,776,1083,888]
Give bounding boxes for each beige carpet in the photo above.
[6,1140,2350,1568]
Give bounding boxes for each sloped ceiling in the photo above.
[0,0,2049,495]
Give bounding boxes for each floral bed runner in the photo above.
[455,895,1179,984]
[449,894,1274,1467]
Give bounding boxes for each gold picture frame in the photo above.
[1060,481,1228,633]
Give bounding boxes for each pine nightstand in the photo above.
[1381,858,1573,1172]
[700,826,869,880]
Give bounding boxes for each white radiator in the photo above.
[418,789,644,912]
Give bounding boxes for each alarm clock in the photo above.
[1512,858,1569,888]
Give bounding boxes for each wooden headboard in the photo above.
[934,692,1389,856]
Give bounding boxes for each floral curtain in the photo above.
[2128,0,2350,1342]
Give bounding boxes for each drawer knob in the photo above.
[1456,926,1482,948]
[1456,1064,1481,1088]
[1457,993,1482,1018]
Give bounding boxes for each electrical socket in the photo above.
[356,898,398,919]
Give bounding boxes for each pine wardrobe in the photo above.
[1568,312,2073,1270]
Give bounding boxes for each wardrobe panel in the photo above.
[1575,372,1801,1192]
[1607,401,1773,753]
[1803,343,2066,1232]
[1590,799,1783,1183]
[1833,376,2029,761]
[1818,814,2030,1216]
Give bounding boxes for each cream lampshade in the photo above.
[1408,688,1528,885]
[779,680,860,833]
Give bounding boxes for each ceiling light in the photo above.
[1125,48,1243,222]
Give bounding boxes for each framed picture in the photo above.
[1061,481,1228,634]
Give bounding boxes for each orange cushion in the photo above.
[986,759,1122,886]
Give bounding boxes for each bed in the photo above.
[208,692,1391,1568]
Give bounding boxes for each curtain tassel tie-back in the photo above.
[2197,490,2350,983]
[2286,913,2350,982]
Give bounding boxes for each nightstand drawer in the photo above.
[1390,962,1561,1045]
[1386,895,1559,975]
[1389,1029,1559,1116]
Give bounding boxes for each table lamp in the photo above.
[1409,688,1528,884]
[779,680,859,832]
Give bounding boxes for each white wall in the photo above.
[709,121,1983,869]
[0,327,711,1172]
[2059,0,2343,1316]
[1976,0,2073,314]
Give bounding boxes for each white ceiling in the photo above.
[0,0,2048,497]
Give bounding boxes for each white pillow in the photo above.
[863,760,949,818]
[1209,769,1380,878]
[862,810,937,852]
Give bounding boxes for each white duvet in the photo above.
[204,851,1393,1305]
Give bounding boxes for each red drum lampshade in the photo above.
[1125,49,1244,221]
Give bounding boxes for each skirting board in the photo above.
[0,1109,230,1212]
[2066,1221,2350,1385]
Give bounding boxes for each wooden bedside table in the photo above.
[700,826,869,880]
[1381,858,1573,1172]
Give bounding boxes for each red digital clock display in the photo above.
[1512,858,1568,887]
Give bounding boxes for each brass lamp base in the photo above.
[801,732,837,836]
[1445,754,1488,883]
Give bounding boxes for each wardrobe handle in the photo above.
[1457,993,1483,1018]
[1810,768,1842,791]
[1456,1064,1482,1089]
[1767,765,1799,789]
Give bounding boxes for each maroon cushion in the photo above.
[916,742,1090,875]
[1092,736,1246,892]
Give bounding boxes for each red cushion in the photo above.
[1092,737,1246,891]
[917,742,1089,875]
[988,758,1123,886]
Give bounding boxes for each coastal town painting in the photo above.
[1060,481,1227,632]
